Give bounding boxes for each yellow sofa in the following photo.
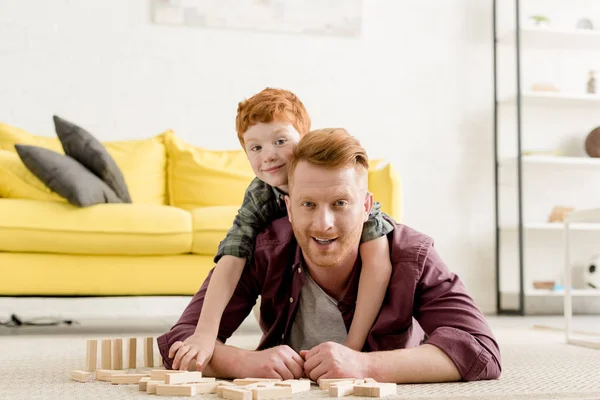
[0,123,401,296]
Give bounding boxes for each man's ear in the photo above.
[284,195,292,222]
[363,192,374,222]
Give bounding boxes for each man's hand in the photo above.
[168,331,216,371]
[242,345,305,380]
[301,342,368,383]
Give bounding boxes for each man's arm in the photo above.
[200,341,305,380]
[409,239,501,381]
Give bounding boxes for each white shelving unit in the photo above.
[494,3,600,315]
[498,27,600,50]
[500,91,600,106]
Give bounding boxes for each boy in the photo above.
[169,88,394,371]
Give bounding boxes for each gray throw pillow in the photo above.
[53,115,132,203]
[15,145,122,207]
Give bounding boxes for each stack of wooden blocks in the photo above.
[70,337,398,398]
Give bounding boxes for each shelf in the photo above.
[501,155,600,168]
[502,222,600,231]
[527,288,600,297]
[499,91,600,106]
[498,27,600,50]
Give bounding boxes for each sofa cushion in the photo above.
[15,145,123,207]
[0,150,66,203]
[0,199,192,255]
[191,206,240,256]
[0,123,169,205]
[165,132,254,210]
[53,115,132,203]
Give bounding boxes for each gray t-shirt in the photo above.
[286,269,348,352]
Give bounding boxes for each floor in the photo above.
[1,297,599,400]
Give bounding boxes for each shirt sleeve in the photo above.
[413,239,502,381]
[214,179,278,264]
[156,265,262,368]
[360,201,395,243]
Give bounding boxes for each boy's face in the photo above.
[243,121,301,191]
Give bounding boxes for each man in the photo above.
[158,128,501,383]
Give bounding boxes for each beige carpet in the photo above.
[1,326,600,400]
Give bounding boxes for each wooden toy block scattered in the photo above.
[128,337,137,369]
[146,380,165,394]
[252,385,293,399]
[101,339,112,369]
[112,338,123,370]
[85,339,97,372]
[275,379,311,393]
[329,381,356,397]
[71,370,93,383]
[234,378,282,386]
[138,377,151,391]
[150,369,186,381]
[156,381,222,396]
[96,369,125,382]
[165,371,212,384]
[319,378,355,390]
[222,386,253,400]
[216,381,238,396]
[144,337,154,367]
[110,373,149,384]
[352,382,397,398]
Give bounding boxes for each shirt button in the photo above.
[281,333,285,339]
[289,297,294,303]
[297,268,302,274]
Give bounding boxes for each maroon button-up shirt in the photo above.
[157,217,501,382]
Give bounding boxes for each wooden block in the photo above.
[128,337,137,369]
[234,378,281,386]
[364,378,377,383]
[96,369,124,382]
[275,379,311,393]
[110,373,149,384]
[71,370,92,383]
[139,377,151,391]
[329,382,354,397]
[150,369,186,381]
[370,383,397,398]
[100,339,112,369]
[144,337,154,367]
[251,385,293,399]
[319,378,355,390]
[352,384,373,397]
[85,340,97,372]
[146,380,165,394]
[156,383,197,396]
[217,381,238,396]
[191,382,222,394]
[112,338,123,370]
[165,371,207,384]
[222,387,252,400]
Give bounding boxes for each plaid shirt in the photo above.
[214,177,394,264]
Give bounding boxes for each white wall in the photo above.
[0,0,497,313]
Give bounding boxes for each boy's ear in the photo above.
[284,195,292,222]
[363,192,374,222]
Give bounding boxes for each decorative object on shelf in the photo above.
[548,205,574,223]
[576,18,594,30]
[530,82,560,92]
[533,281,555,290]
[528,15,550,28]
[587,70,596,94]
[585,126,600,157]
[585,255,600,289]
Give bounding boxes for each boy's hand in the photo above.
[168,331,217,371]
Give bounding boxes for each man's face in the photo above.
[243,121,301,192]
[285,161,372,270]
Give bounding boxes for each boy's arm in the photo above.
[346,201,394,350]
